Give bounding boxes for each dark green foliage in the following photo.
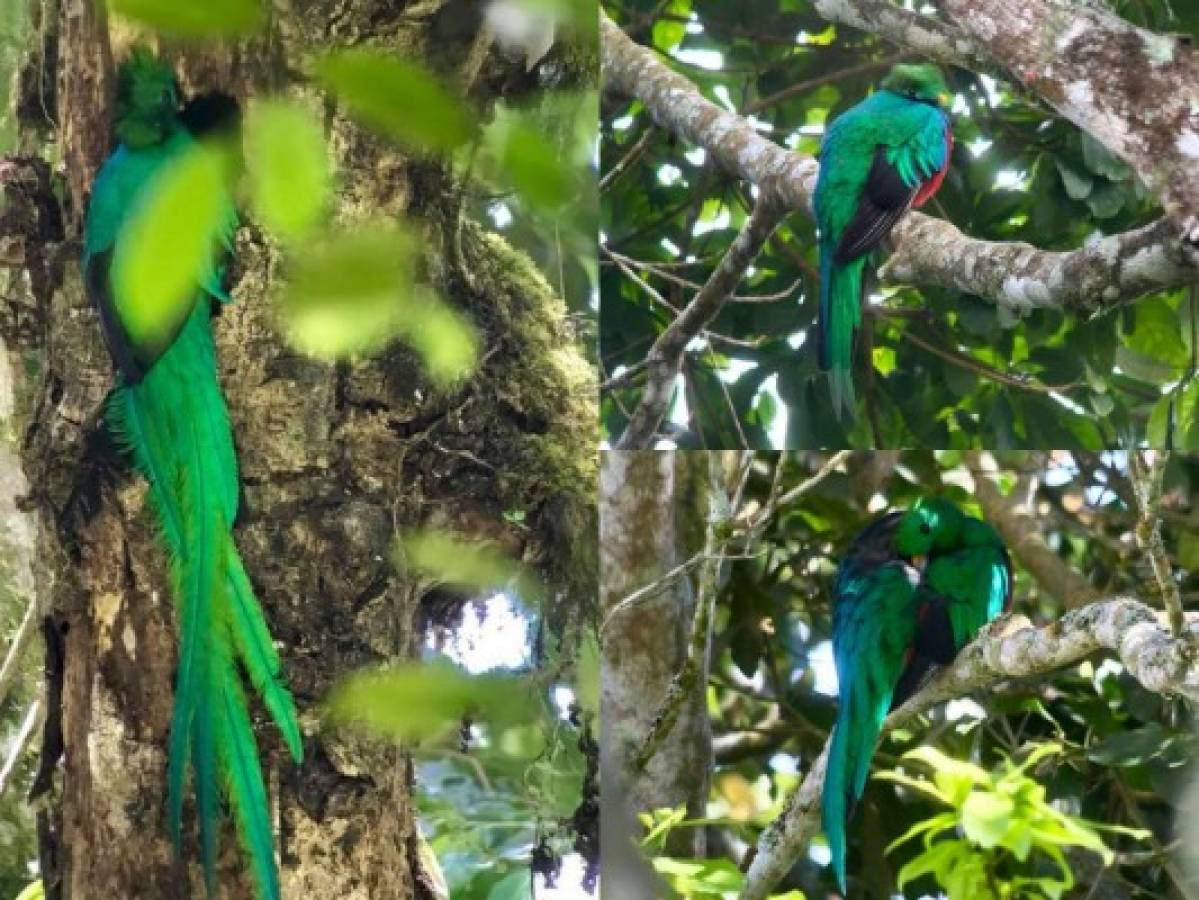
[600,0,1198,448]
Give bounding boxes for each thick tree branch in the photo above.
[741,599,1199,899]
[883,215,1196,317]
[940,0,1199,247]
[601,14,817,209]
[615,201,787,449]
[812,0,993,73]
[600,12,1199,321]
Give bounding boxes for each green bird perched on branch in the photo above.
[82,49,302,900]
[822,497,1012,893]
[814,64,954,420]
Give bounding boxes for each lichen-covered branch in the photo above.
[965,453,1099,607]
[600,14,817,210]
[939,0,1199,246]
[883,215,1197,318]
[740,741,830,900]
[740,599,1199,899]
[615,200,787,449]
[812,0,993,73]
[600,11,1199,321]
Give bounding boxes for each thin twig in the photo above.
[1130,450,1185,636]
[0,594,39,711]
[770,450,853,515]
[616,200,788,448]
[600,550,708,636]
[0,697,42,798]
[600,125,656,193]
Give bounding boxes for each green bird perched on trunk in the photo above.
[814,64,954,420]
[822,497,1011,893]
[82,49,302,900]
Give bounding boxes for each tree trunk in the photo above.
[599,449,713,888]
[0,2,596,897]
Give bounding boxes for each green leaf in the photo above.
[1086,722,1174,766]
[960,791,1014,848]
[1124,297,1189,369]
[278,222,477,382]
[651,857,745,894]
[485,869,530,900]
[279,222,415,359]
[652,0,690,50]
[1055,161,1093,200]
[1179,530,1199,570]
[245,100,330,241]
[575,632,599,717]
[498,124,575,210]
[401,293,479,385]
[111,141,229,353]
[325,659,539,742]
[108,0,263,36]
[1080,130,1131,181]
[399,530,544,604]
[315,50,471,151]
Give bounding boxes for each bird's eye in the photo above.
[919,522,931,534]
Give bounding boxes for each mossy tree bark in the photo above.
[599,449,712,888]
[0,1,597,897]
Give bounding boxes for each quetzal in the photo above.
[82,49,302,900]
[813,64,954,419]
[821,497,1011,892]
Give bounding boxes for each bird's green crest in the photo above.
[879,63,951,108]
[895,496,965,556]
[115,47,180,148]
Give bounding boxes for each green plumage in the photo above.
[814,64,953,419]
[83,49,301,900]
[822,497,1011,892]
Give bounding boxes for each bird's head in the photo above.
[114,47,181,148]
[894,496,965,564]
[880,63,952,110]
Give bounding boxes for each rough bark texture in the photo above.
[0,2,597,897]
[599,451,711,880]
[940,0,1199,246]
[600,10,1199,315]
[812,0,994,74]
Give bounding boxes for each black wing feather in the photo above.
[833,147,918,266]
[890,590,956,711]
[86,248,146,384]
